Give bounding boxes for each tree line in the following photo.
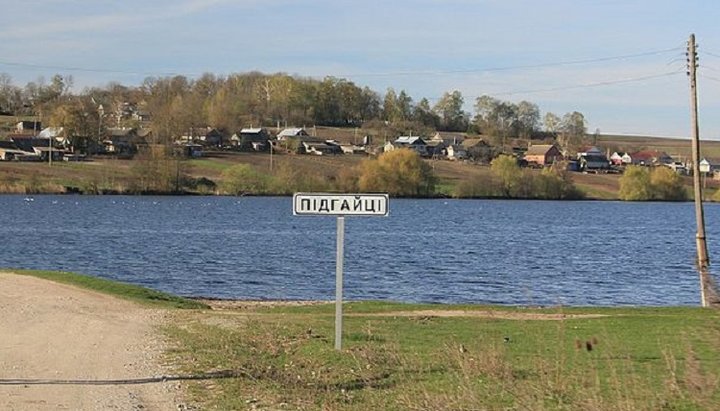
[0,72,587,150]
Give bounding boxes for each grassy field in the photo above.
[165,301,720,410]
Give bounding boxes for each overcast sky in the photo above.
[2,0,720,138]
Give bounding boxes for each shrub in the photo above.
[650,166,688,201]
[619,165,652,200]
[358,149,436,196]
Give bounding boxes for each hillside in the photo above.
[2,120,720,199]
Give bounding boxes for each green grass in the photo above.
[4,269,208,309]
[165,302,720,410]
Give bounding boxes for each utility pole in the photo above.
[688,33,710,306]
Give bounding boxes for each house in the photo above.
[384,136,428,156]
[424,139,446,158]
[10,137,64,161]
[524,144,562,166]
[231,128,271,151]
[131,111,151,122]
[339,144,366,155]
[15,121,42,134]
[302,141,341,155]
[0,141,27,161]
[177,143,203,158]
[576,146,609,171]
[430,132,465,145]
[666,161,688,174]
[277,127,309,141]
[627,150,674,166]
[461,139,492,162]
[183,127,224,147]
[609,151,626,166]
[103,128,139,155]
[446,144,468,160]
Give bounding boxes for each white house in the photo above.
[446,144,467,160]
[277,127,309,141]
[385,136,428,156]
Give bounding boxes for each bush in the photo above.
[619,166,652,200]
[650,167,688,201]
[358,149,436,196]
[269,162,331,194]
[620,166,688,201]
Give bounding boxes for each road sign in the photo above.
[293,193,389,216]
[293,192,389,350]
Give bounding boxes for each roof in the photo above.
[525,144,557,156]
[630,150,671,161]
[11,138,52,152]
[240,128,265,134]
[430,132,465,144]
[460,138,489,149]
[582,155,609,162]
[394,136,425,145]
[577,146,603,155]
[278,127,307,137]
[38,127,64,138]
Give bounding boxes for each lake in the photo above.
[1,195,718,306]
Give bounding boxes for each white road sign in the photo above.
[293,193,389,216]
[293,192,389,350]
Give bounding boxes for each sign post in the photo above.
[293,193,389,350]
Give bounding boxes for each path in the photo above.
[0,273,182,410]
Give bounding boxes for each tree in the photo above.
[383,88,402,122]
[619,166,652,200]
[474,96,518,148]
[650,167,687,201]
[558,111,587,154]
[434,90,467,131]
[129,145,188,193]
[490,154,523,197]
[358,149,436,196]
[0,73,22,114]
[543,112,560,134]
[412,98,440,128]
[516,101,540,139]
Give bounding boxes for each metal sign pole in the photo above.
[335,216,345,350]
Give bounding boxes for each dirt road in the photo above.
[0,273,182,410]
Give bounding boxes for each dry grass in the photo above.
[164,304,720,410]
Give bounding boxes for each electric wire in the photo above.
[0,47,684,79]
[336,47,684,77]
[491,70,684,97]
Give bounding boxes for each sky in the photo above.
[1,0,720,138]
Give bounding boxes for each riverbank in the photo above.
[3,270,720,410]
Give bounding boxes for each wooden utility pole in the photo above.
[688,34,711,306]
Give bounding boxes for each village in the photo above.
[2,118,720,183]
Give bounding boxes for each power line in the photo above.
[491,70,684,97]
[702,50,720,59]
[0,60,187,77]
[0,47,684,79]
[336,47,684,77]
[699,73,720,83]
